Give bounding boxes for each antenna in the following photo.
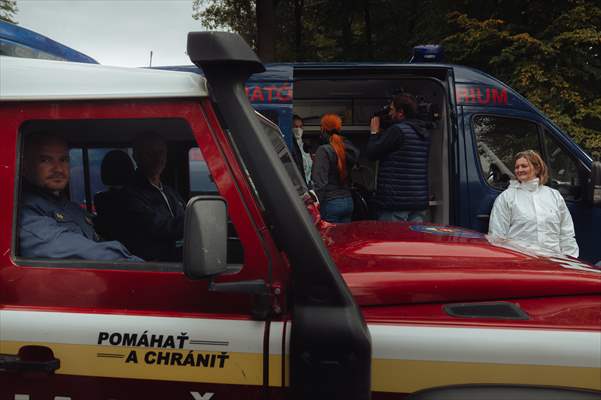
[149,50,153,67]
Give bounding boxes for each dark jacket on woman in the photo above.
[311,139,359,203]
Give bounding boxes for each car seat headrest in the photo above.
[101,150,135,186]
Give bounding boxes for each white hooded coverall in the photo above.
[488,178,579,257]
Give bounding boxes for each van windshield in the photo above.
[256,112,308,197]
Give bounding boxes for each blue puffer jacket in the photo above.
[366,119,431,211]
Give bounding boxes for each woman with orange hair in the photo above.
[311,114,359,223]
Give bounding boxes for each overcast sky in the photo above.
[17,0,205,67]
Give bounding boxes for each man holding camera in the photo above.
[367,93,432,222]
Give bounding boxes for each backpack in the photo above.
[349,164,373,221]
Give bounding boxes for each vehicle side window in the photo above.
[188,148,243,264]
[68,148,86,209]
[189,147,217,194]
[69,148,133,211]
[254,108,279,125]
[542,130,581,201]
[473,115,540,190]
[16,118,247,270]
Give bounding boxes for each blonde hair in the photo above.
[515,150,548,185]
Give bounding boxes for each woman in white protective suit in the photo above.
[488,149,579,257]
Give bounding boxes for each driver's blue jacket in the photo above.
[19,183,142,261]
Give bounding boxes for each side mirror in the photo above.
[588,161,601,206]
[183,196,228,279]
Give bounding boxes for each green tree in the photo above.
[0,0,18,24]
[193,0,256,46]
[256,0,276,61]
[192,0,600,157]
[193,0,276,61]
[192,0,394,61]
[442,0,601,159]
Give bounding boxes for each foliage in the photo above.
[0,0,18,24]
[442,0,601,159]
[192,0,601,158]
[193,0,256,46]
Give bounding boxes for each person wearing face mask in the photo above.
[489,150,579,257]
[291,114,312,184]
[311,114,359,223]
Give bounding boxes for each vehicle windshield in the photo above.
[256,112,309,198]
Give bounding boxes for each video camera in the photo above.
[371,105,393,130]
[371,91,438,129]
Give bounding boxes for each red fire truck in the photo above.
[0,32,599,399]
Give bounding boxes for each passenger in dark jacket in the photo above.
[367,93,432,222]
[122,133,185,262]
[312,114,359,223]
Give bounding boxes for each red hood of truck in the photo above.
[320,221,601,306]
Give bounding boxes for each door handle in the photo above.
[477,214,490,221]
[0,346,60,373]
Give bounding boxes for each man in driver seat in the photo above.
[19,133,141,261]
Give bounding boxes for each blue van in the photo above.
[161,62,601,264]
[0,20,97,63]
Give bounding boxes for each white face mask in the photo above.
[293,127,303,140]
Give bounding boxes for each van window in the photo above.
[0,39,66,61]
[473,115,540,190]
[543,130,581,200]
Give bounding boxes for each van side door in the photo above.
[539,124,600,263]
[460,107,541,233]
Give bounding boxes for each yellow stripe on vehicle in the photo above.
[2,341,264,385]
[2,310,600,393]
[372,358,601,392]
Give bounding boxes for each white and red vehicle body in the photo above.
[0,32,599,400]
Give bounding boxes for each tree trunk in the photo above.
[363,0,373,60]
[257,0,276,62]
[341,2,354,58]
